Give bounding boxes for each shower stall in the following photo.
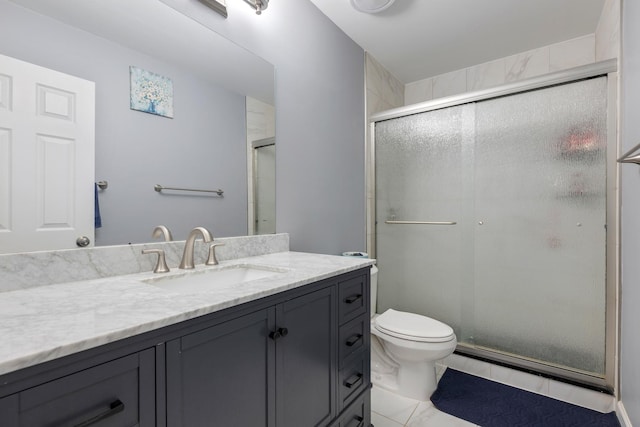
[370,61,618,390]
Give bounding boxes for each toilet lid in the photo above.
[375,309,455,343]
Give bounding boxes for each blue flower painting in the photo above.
[130,66,174,118]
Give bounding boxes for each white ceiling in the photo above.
[308,0,606,84]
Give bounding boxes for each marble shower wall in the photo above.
[405,0,619,104]
[596,0,620,63]
[366,53,405,115]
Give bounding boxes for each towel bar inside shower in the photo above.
[384,220,457,225]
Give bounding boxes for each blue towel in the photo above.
[94,183,102,228]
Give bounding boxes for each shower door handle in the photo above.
[385,220,457,225]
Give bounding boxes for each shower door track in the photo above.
[368,59,619,392]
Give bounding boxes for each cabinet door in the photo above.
[0,395,18,426]
[276,286,337,427]
[166,308,276,427]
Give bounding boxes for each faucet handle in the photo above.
[142,249,170,273]
[205,243,225,266]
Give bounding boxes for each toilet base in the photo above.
[371,335,400,392]
[396,360,438,401]
[371,336,439,401]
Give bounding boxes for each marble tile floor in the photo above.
[371,364,477,427]
[371,384,478,427]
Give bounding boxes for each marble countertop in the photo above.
[0,251,374,377]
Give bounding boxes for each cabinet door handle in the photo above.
[346,333,363,347]
[344,294,362,304]
[345,415,364,427]
[269,330,282,340]
[73,399,124,427]
[269,327,288,341]
[344,373,363,389]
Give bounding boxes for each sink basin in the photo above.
[142,264,287,293]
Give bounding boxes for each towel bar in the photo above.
[385,220,457,225]
[154,184,224,196]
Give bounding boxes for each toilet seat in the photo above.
[375,309,455,343]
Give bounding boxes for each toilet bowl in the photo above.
[370,266,457,401]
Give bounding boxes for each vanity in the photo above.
[0,235,373,427]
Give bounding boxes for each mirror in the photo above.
[0,0,275,253]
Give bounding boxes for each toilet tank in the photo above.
[370,264,378,317]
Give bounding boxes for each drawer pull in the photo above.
[73,399,124,427]
[346,333,363,347]
[344,294,363,304]
[344,373,363,389]
[345,415,364,427]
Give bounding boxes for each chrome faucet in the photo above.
[179,227,213,269]
[152,225,173,242]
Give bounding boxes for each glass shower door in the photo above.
[472,77,608,375]
[374,76,609,380]
[375,104,474,335]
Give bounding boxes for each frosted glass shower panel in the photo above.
[472,77,607,374]
[375,105,474,332]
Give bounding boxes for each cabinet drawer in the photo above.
[339,394,367,427]
[339,316,368,367]
[338,275,368,324]
[339,353,369,410]
[15,349,154,427]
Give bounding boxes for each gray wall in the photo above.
[208,0,367,255]
[621,1,640,422]
[0,0,248,246]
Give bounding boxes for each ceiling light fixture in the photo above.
[350,0,395,14]
[243,0,268,15]
[198,0,228,18]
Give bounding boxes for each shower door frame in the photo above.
[367,59,619,392]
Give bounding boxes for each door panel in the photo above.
[375,104,474,338]
[473,77,608,374]
[0,53,95,253]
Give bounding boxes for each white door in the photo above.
[0,53,95,254]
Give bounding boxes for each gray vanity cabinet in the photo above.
[0,268,371,427]
[166,286,337,427]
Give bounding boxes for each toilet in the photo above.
[370,265,457,401]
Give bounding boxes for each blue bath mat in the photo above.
[431,369,620,427]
